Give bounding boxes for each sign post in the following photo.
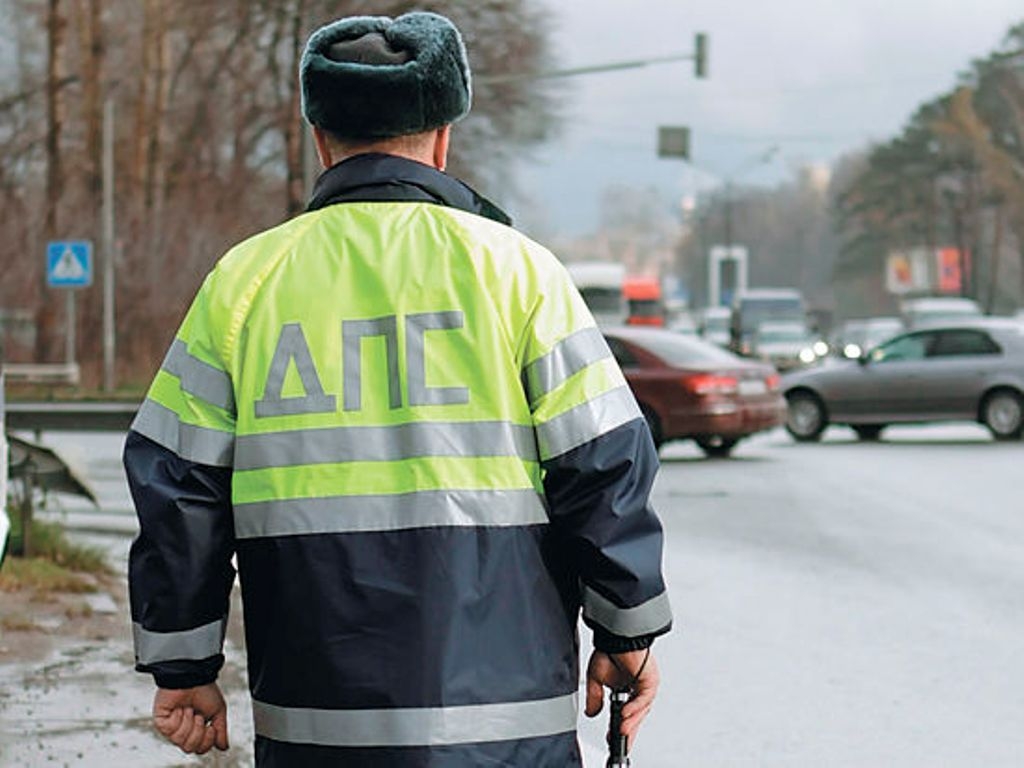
[708,245,749,307]
[46,240,93,368]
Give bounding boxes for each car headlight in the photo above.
[843,343,862,359]
[799,348,817,364]
[813,341,829,357]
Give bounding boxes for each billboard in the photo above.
[886,247,969,295]
[936,247,968,294]
[886,249,930,294]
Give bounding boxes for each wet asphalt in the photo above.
[2,424,1022,766]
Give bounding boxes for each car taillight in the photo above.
[684,374,739,395]
[765,373,781,391]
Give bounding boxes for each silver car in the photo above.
[782,319,1024,441]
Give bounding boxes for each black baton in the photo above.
[606,687,631,767]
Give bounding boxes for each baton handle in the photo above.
[606,688,631,767]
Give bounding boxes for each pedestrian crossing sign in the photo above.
[47,241,93,288]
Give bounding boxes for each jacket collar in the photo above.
[306,153,511,226]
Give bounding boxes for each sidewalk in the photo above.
[0,525,608,766]
[0,531,254,767]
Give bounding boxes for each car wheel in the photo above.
[696,436,738,458]
[639,404,664,450]
[852,425,885,442]
[785,392,827,442]
[982,389,1024,441]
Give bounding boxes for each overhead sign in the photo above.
[47,241,93,288]
[657,126,691,160]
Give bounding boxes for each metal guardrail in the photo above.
[3,362,81,386]
[3,401,139,432]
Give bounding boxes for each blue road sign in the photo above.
[47,241,93,288]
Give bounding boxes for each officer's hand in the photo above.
[584,649,660,747]
[153,683,229,755]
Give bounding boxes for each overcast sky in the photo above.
[509,0,1023,236]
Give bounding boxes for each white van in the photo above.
[900,296,982,329]
[730,288,806,354]
[567,261,628,327]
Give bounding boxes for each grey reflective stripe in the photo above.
[343,316,402,411]
[131,399,234,467]
[252,692,578,747]
[234,489,548,538]
[534,386,642,461]
[234,420,537,470]
[133,617,226,664]
[582,587,672,637]
[255,323,337,418]
[522,327,611,403]
[162,339,235,412]
[406,312,470,406]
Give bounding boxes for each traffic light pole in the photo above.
[476,33,708,84]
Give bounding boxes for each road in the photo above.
[3,424,1023,766]
[605,424,1024,767]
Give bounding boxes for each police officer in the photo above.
[125,11,671,766]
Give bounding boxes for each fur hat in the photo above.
[301,12,472,141]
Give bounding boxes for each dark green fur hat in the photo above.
[301,12,472,140]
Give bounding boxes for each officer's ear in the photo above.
[433,126,451,172]
[312,126,335,170]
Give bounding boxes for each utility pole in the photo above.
[102,95,116,391]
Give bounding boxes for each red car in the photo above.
[604,327,786,458]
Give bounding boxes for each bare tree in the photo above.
[0,0,561,382]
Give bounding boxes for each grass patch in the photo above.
[0,556,96,593]
[1,614,38,632]
[1,519,108,593]
[21,520,108,573]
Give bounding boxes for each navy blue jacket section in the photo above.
[237,525,578,709]
[543,418,671,653]
[254,732,582,768]
[125,431,235,688]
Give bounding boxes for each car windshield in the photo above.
[758,326,810,343]
[863,324,903,348]
[738,297,804,332]
[629,299,661,316]
[912,307,980,323]
[704,316,730,332]
[619,332,741,366]
[579,287,623,314]
[870,333,930,362]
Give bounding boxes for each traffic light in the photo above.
[694,32,709,79]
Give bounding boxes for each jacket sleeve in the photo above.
[125,274,237,689]
[520,268,672,654]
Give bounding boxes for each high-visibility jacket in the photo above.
[125,153,671,767]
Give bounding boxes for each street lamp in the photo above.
[705,146,778,307]
[723,145,778,256]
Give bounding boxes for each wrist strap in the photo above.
[609,647,651,695]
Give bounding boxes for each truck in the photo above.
[623,276,664,326]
